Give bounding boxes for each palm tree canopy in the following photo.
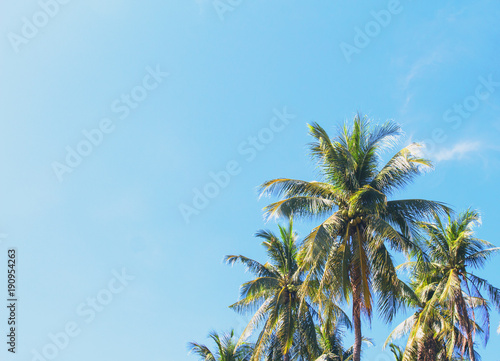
[188,330,254,361]
[259,116,450,321]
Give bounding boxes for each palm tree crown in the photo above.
[225,221,320,361]
[188,330,254,361]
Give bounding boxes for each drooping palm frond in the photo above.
[388,343,404,361]
[370,143,432,196]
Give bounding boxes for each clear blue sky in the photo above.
[1,1,499,360]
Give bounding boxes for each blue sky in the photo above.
[0,0,499,360]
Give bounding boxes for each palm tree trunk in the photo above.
[283,352,290,361]
[351,266,362,361]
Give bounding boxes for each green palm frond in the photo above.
[371,143,432,195]
[225,255,277,278]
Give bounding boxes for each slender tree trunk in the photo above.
[351,266,362,361]
[283,352,290,361]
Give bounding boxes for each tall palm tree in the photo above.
[399,209,500,361]
[225,221,322,361]
[259,115,450,361]
[188,330,254,361]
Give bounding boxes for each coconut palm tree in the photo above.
[225,221,323,361]
[384,271,471,360]
[188,330,254,361]
[398,209,500,361]
[259,115,450,361]
[385,272,487,361]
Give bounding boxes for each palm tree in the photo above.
[188,330,253,361]
[399,209,500,360]
[385,270,469,360]
[225,221,322,361]
[259,115,450,361]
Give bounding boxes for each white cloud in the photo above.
[432,141,481,162]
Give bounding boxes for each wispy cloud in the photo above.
[432,141,481,162]
[402,49,445,90]
[398,4,471,91]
